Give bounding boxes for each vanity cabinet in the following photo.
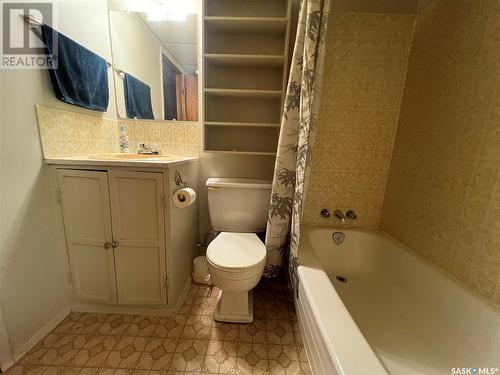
[57,169,167,306]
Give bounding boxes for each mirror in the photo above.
[108,2,199,121]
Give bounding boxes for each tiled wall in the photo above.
[36,105,119,158]
[36,105,201,159]
[303,12,415,227]
[381,0,500,307]
[124,120,200,158]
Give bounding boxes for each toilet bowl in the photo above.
[207,232,266,322]
[206,178,271,323]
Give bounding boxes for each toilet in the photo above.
[206,178,271,323]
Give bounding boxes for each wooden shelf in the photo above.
[205,121,280,128]
[205,88,282,98]
[204,124,279,153]
[204,54,285,67]
[205,34,284,56]
[204,150,277,156]
[205,64,283,91]
[203,0,291,156]
[205,0,288,18]
[205,16,288,34]
[205,95,281,123]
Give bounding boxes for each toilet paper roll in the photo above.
[173,187,197,208]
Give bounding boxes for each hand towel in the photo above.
[123,73,154,119]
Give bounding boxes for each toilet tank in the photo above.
[206,178,272,232]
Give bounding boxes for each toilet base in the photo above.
[214,290,254,323]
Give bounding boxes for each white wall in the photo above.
[0,0,115,358]
[168,161,200,305]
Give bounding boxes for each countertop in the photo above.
[45,154,198,168]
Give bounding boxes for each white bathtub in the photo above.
[296,225,500,375]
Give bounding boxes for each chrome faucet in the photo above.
[321,208,358,222]
[137,143,161,155]
[346,209,357,220]
[333,210,346,223]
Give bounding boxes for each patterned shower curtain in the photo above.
[264,0,330,283]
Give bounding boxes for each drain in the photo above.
[336,276,348,283]
[332,232,345,245]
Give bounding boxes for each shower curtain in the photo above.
[264,0,330,285]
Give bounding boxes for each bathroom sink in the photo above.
[89,153,180,161]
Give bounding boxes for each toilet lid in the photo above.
[207,232,266,270]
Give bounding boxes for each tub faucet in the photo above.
[333,210,346,223]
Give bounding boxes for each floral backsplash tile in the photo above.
[303,12,415,227]
[123,120,200,157]
[36,105,200,159]
[36,105,119,158]
[381,0,500,307]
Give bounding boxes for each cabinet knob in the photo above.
[111,240,119,248]
[104,242,111,249]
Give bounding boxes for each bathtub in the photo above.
[296,225,500,375]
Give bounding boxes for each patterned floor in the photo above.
[6,279,310,375]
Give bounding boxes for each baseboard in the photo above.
[12,307,70,364]
[0,306,14,372]
[71,304,175,317]
[0,357,15,373]
[175,277,192,313]
[72,278,192,318]
[2,281,192,371]
[0,359,14,373]
[6,282,194,369]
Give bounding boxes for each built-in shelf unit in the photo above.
[203,0,291,155]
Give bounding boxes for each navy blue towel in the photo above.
[123,73,154,120]
[41,24,109,112]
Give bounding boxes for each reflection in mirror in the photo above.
[108,3,199,121]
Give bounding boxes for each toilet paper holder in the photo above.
[172,171,197,208]
[175,170,188,188]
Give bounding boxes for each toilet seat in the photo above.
[207,232,266,271]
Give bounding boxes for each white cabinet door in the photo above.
[57,170,117,304]
[108,171,167,305]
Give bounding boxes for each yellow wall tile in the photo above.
[304,12,415,227]
[381,0,500,307]
[36,105,201,159]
